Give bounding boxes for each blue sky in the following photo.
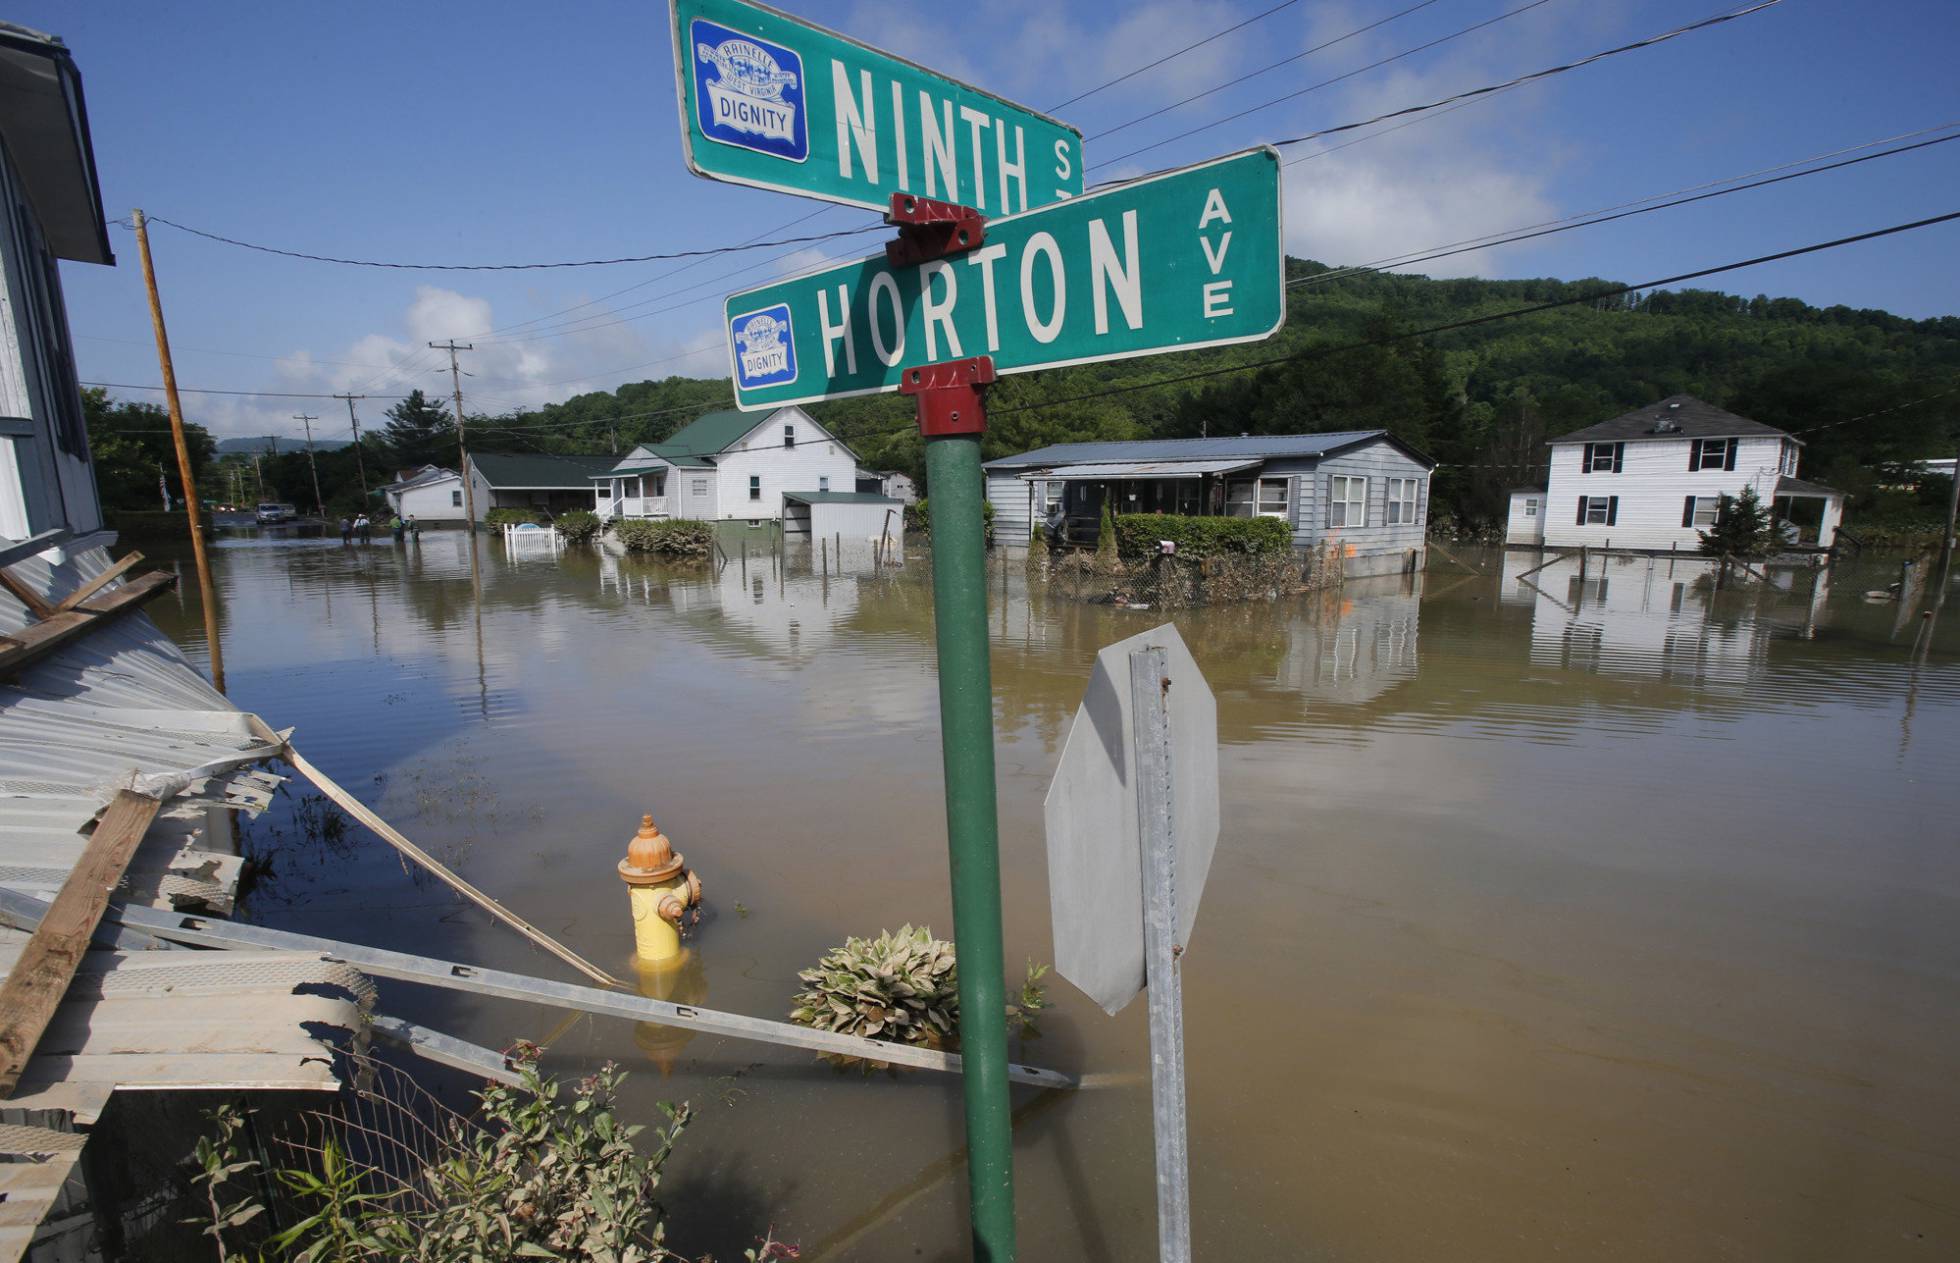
[19,0,1960,440]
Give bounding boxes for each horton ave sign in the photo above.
[670,0,1083,214]
[722,146,1283,410]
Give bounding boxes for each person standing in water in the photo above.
[354,512,371,543]
[338,515,353,544]
[390,513,405,543]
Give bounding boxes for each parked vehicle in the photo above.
[254,502,298,524]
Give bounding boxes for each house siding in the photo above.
[709,407,858,521]
[392,476,466,522]
[986,472,1035,542]
[1542,435,1787,550]
[1276,442,1430,575]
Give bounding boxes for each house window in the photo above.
[691,477,708,496]
[1257,477,1289,518]
[1578,495,1617,526]
[650,472,667,497]
[1585,442,1622,472]
[1329,475,1366,527]
[1524,497,1539,518]
[623,477,641,499]
[451,490,462,508]
[749,475,761,501]
[783,425,795,448]
[1386,477,1419,525]
[819,476,830,492]
[1683,495,1720,528]
[1225,480,1256,517]
[1691,438,1733,470]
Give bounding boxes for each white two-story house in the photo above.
[593,406,862,524]
[1506,396,1844,551]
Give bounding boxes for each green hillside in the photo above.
[473,259,1959,529]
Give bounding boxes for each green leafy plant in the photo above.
[791,925,958,1047]
[484,507,547,528]
[1095,501,1119,564]
[904,498,993,542]
[186,1105,265,1257]
[789,928,1052,1049]
[614,518,715,557]
[555,508,602,544]
[1112,513,1292,561]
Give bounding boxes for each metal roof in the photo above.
[983,430,1435,470]
[0,24,113,265]
[380,466,457,492]
[1016,457,1261,480]
[468,452,617,488]
[781,491,902,505]
[0,545,367,1242]
[1775,475,1843,499]
[1550,395,1794,444]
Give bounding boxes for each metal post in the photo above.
[130,209,224,693]
[907,354,1015,1262]
[1129,645,1192,1263]
[430,341,476,528]
[334,393,369,501]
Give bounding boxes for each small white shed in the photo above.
[1505,488,1545,546]
[782,492,905,546]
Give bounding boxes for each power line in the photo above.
[115,212,883,272]
[1089,0,1513,149]
[1287,130,1960,287]
[82,381,353,399]
[1047,0,1312,112]
[1094,0,1783,171]
[1791,389,1960,437]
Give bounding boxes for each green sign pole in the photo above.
[906,356,1016,1261]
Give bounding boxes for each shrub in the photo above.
[789,925,1049,1053]
[1113,513,1292,561]
[555,508,602,543]
[614,518,715,557]
[906,497,994,542]
[1096,501,1119,563]
[484,507,546,528]
[1697,486,1775,559]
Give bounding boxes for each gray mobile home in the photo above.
[983,431,1435,578]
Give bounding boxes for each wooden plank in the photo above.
[0,569,54,620]
[0,792,164,1096]
[52,552,142,613]
[0,571,177,681]
[0,530,70,572]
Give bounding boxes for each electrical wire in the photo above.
[1089,0,1518,147]
[116,212,884,272]
[1047,0,1313,113]
[1093,0,1782,171]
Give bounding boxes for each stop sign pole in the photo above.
[893,202,1018,1261]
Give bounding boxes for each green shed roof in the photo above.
[782,491,902,506]
[470,452,618,488]
[660,409,764,457]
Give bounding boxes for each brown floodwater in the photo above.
[142,529,1960,1262]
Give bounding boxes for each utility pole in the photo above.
[130,208,225,692]
[294,413,325,518]
[333,393,369,503]
[429,341,476,529]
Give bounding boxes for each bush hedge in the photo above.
[554,508,601,543]
[484,507,547,527]
[613,518,714,557]
[907,498,993,542]
[1113,513,1292,561]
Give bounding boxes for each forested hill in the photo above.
[475,258,1960,528]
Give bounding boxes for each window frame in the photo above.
[1524,497,1538,519]
[818,475,830,492]
[1329,474,1367,528]
[1584,496,1611,525]
[1256,476,1290,519]
[1225,479,1257,518]
[1692,437,1731,471]
[1691,496,1719,528]
[1386,477,1419,525]
[691,477,709,496]
[749,475,762,501]
[450,490,462,508]
[783,424,796,448]
[1588,443,1617,472]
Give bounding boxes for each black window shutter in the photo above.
[1581,444,1591,474]
[1682,496,1696,528]
[1689,443,1700,472]
[1723,439,1737,471]
[1612,443,1624,473]
[1576,497,1588,526]
[1607,496,1619,526]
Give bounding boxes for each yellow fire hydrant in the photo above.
[618,814,703,965]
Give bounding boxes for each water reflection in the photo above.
[134,531,1960,1263]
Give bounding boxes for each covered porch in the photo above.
[595,465,673,521]
[1017,458,1278,546]
[1772,476,1844,548]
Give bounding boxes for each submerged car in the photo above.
[254,502,298,524]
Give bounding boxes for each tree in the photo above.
[380,390,455,470]
[82,387,216,511]
[1698,486,1775,560]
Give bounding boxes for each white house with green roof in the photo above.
[594,406,864,524]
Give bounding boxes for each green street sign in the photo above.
[722,147,1284,410]
[670,0,1084,214]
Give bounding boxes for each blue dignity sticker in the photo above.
[691,19,807,163]
[730,304,799,390]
